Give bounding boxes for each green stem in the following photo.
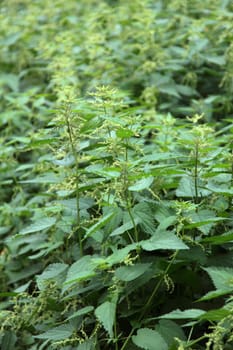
[139,251,178,322]
[65,106,83,256]
[185,334,208,348]
[120,252,178,350]
[194,141,199,207]
[127,204,138,242]
[124,141,138,242]
[114,313,119,350]
[230,147,233,208]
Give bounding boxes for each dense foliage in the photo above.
[0,0,233,349]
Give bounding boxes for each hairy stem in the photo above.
[65,106,83,256]
[120,252,178,350]
[194,141,199,207]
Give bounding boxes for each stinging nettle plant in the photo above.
[0,0,233,349]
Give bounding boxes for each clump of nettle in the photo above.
[1,83,232,350]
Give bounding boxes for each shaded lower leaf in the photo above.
[132,328,168,350]
[156,320,186,347]
[1,330,17,350]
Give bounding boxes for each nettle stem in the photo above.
[194,140,199,207]
[120,252,178,350]
[65,106,83,256]
[123,141,138,242]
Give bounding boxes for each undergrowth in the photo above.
[0,1,233,349]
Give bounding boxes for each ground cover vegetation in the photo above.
[0,0,233,349]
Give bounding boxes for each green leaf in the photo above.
[157,216,177,231]
[103,206,123,235]
[35,324,73,341]
[38,263,68,280]
[141,230,189,251]
[115,263,151,282]
[19,217,56,235]
[159,83,180,98]
[205,55,225,65]
[159,309,205,320]
[203,267,233,290]
[95,301,116,338]
[64,256,96,286]
[7,263,42,283]
[129,176,154,191]
[67,306,94,320]
[199,308,230,321]
[106,243,138,265]
[37,263,68,289]
[132,328,168,350]
[156,320,186,347]
[1,330,17,350]
[0,32,21,46]
[201,231,233,245]
[197,289,232,301]
[188,209,216,235]
[110,220,137,236]
[176,175,210,198]
[176,84,197,96]
[116,128,134,138]
[84,212,114,239]
[77,340,94,350]
[19,173,61,184]
[133,202,156,235]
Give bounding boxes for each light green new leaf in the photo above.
[35,324,73,340]
[199,308,230,321]
[19,217,56,235]
[95,301,116,338]
[141,230,189,251]
[132,328,168,350]
[201,231,233,245]
[115,263,151,282]
[198,289,232,302]
[116,128,134,139]
[106,243,138,266]
[159,309,205,320]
